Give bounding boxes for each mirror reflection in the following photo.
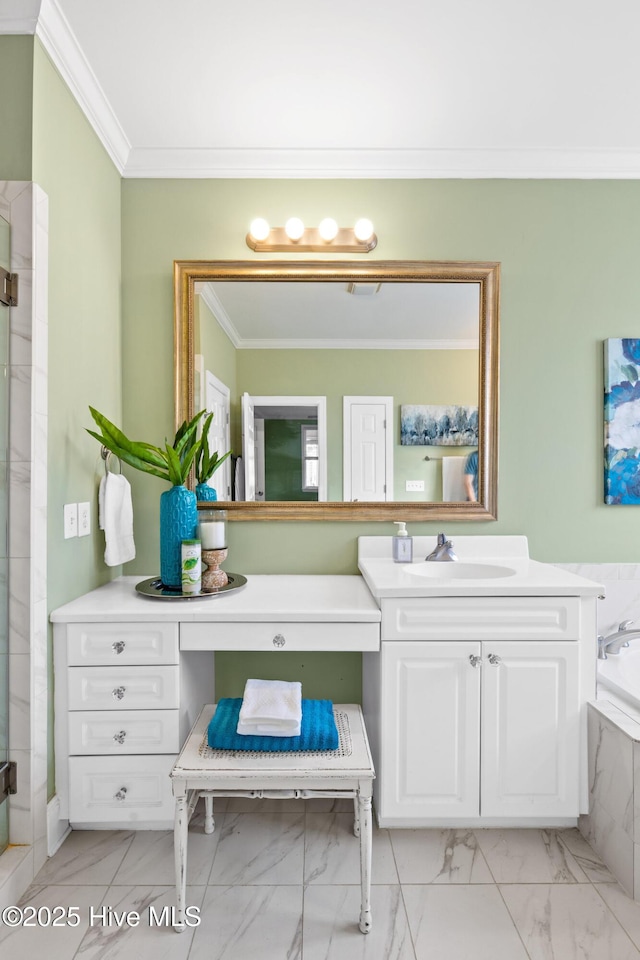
[175,260,499,522]
[193,280,480,504]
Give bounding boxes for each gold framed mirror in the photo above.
[174,259,499,521]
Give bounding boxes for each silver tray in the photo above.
[135,573,247,600]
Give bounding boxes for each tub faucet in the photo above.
[598,621,640,659]
[425,533,458,562]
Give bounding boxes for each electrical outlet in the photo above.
[405,480,425,492]
[63,503,78,539]
[78,501,91,537]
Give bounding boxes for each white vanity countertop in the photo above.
[358,535,604,600]
[50,575,382,623]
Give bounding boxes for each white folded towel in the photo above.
[98,472,136,567]
[237,678,302,737]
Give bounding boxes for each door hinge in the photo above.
[0,761,17,800]
[0,268,18,307]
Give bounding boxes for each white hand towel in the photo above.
[237,678,302,737]
[98,473,136,567]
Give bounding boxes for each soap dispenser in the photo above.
[392,521,413,563]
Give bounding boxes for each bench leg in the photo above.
[204,795,215,834]
[353,796,360,838]
[357,793,372,934]
[174,793,189,932]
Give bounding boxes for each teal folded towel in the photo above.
[207,698,339,752]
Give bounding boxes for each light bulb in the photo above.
[249,218,270,242]
[354,218,374,242]
[285,217,305,241]
[318,218,339,242]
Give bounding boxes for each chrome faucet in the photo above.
[598,620,640,659]
[425,533,458,562]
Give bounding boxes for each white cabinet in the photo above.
[54,620,215,829]
[363,594,589,827]
[51,575,380,831]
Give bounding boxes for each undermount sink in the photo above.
[405,562,517,580]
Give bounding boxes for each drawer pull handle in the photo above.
[487,653,502,666]
[112,686,126,701]
[273,634,286,648]
[469,654,482,668]
[114,787,128,802]
[112,640,126,655]
[113,730,127,744]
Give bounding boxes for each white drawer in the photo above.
[180,620,380,651]
[67,622,178,666]
[381,597,582,642]
[68,709,180,755]
[68,754,175,824]
[67,665,180,711]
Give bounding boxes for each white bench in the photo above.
[170,702,375,933]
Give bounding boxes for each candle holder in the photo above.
[198,509,228,592]
[198,508,227,548]
[201,548,228,592]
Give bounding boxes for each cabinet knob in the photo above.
[114,787,128,801]
[113,730,127,744]
[112,640,126,654]
[487,653,502,666]
[272,634,286,648]
[469,654,482,668]
[112,686,126,700]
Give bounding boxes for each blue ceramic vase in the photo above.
[195,482,218,502]
[160,484,198,589]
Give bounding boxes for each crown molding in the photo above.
[199,286,241,348]
[14,4,640,180]
[123,146,640,180]
[235,339,479,351]
[35,0,130,174]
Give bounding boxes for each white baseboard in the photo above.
[47,795,70,857]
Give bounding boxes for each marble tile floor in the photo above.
[5,799,640,959]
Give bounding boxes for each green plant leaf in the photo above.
[89,407,168,469]
[86,430,171,480]
[87,406,206,486]
[165,443,184,486]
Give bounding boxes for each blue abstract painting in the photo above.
[604,338,640,504]
[400,404,479,446]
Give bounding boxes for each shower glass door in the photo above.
[0,213,10,855]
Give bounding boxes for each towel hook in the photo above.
[101,445,122,475]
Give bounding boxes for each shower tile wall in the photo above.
[0,182,49,908]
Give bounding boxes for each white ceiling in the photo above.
[5,0,640,178]
[198,280,480,347]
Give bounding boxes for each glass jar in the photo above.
[197,508,227,550]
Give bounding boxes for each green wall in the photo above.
[0,37,33,179]
[31,40,122,796]
[120,178,640,702]
[265,418,318,501]
[122,178,640,574]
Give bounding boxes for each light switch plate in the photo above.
[405,480,425,492]
[63,503,78,539]
[78,501,91,537]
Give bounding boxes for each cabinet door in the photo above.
[481,641,580,818]
[381,641,481,821]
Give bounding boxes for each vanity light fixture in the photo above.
[246,217,377,253]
